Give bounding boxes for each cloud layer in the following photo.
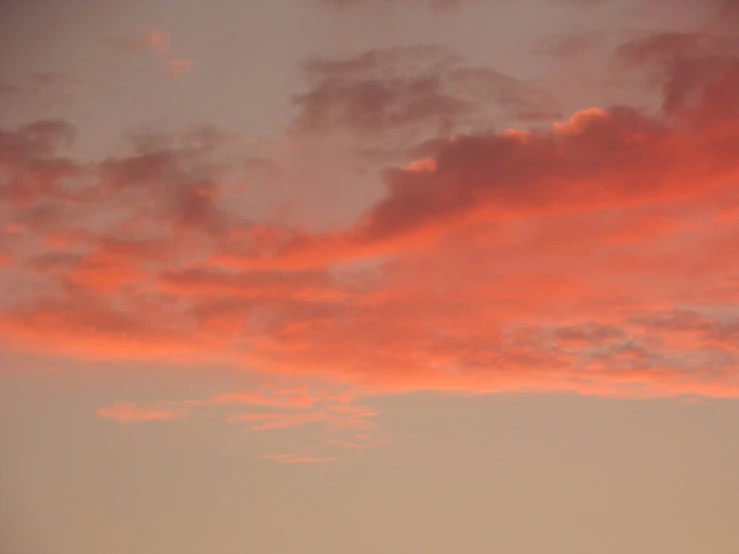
[2,6,739,462]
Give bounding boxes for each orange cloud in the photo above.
[96,402,190,423]
[211,386,351,409]
[230,411,330,431]
[95,385,374,458]
[228,403,377,432]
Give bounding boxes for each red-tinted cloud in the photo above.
[215,93,739,271]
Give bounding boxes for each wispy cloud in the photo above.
[96,402,191,423]
[262,453,337,464]
[327,434,391,450]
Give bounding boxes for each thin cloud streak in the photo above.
[262,454,337,464]
[96,402,191,423]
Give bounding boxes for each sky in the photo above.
[1,0,739,552]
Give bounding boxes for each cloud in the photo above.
[230,411,330,431]
[262,454,337,464]
[215,94,739,270]
[292,46,562,139]
[211,389,321,409]
[95,384,382,461]
[327,434,390,449]
[96,402,190,423]
[108,27,194,78]
[158,267,349,301]
[3,31,739,417]
[327,439,372,449]
[204,44,739,399]
[0,73,81,119]
[229,403,377,432]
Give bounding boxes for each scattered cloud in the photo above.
[96,384,378,453]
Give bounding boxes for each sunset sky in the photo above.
[2,0,739,552]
